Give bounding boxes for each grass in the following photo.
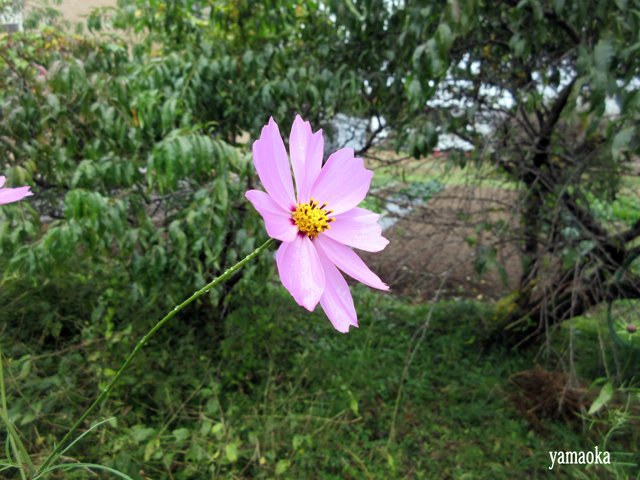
[367,152,640,229]
[366,151,518,191]
[1,281,638,479]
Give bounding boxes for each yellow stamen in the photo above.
[292,199,334,239]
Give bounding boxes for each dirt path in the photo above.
[29,0,117,26]
[59,0,116,24]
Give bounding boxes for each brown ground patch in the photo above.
[358,184,524,301]
[30,0,118,26]
[509,367,593,430]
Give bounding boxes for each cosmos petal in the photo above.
[316,246,358,333]
[309,148,373,215]
[0,186,33,205]
[276,234,325,311]
[325,207,389,252]
[315,235,388,291]
[245,190,297,242]
[0,176,5,188]
[246,116,390,334]
[290,115,324,204]
[252,117,296,211]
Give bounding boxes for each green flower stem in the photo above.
[0,410,31,479]
[37,237,274,475]
[0,345,36,477]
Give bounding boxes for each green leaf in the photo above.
[588,381,614,414]
[161,98,178,133]
[412,44,427,68]
[425,38,441,72]
[486,247,497,268]
[465,236,478,248]
[531,0,543,20]
[261,83,272,105]
[172,427,190,442]
[144,440,157,462]
[585,119,600,138]
[347,390,358,415]
[130,425,155,443]
[46,93,61,117]
[19,359,31,379]
[350,396,359,415]
[242,50,254,65]
[387,453,396,470]
[200,420,212,436]
[275,459,291,475]
[408,77,422,106]
[226,443,238,463]
[292,434,305,450]
[216,177,228,211]
[474,246,497,278]
[496,263,509,288]
[594,38,615,72]
[211,423,223,435]
[20,413,36,425]
[514,39,527,59]
[186,439,204,462]
[437,23,453,50]
[611,128,634,161]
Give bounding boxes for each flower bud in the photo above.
[627,324,637,334]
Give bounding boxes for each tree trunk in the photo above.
[496,254,640,347]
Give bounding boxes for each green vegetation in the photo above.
[369,157,519,191]
[1,0,639,478]
[2,280,637,479]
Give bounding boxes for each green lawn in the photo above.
[368,154,519,191]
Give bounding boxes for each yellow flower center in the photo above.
[292,198,335,239]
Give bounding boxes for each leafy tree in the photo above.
[3,0,639,347]
[0,23,275,335]
[0,0,376,337]
[307,0,640,343]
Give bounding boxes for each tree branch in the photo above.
[614,217,640,244]
[543,10,581,45]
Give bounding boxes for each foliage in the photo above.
[0,0,408,328]
[0,23,280,332]
[83,0,370,144]
[396,179,446,204]
[306,0,640,339]
[1,0,640,477]
[2,284,637,479]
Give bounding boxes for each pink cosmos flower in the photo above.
[246,116,389,333]
[0,176,33,205]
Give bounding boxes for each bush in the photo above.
[0,25,277,339]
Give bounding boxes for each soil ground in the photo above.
[358,184,524,302]
[48,0,117,25]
